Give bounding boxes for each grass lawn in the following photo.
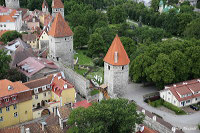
[74,50,94,66]
[149,99,187,115]
[86,67,104,81]
[74,65,88,76]
[90,89,100,96]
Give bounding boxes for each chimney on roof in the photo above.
[197,79,200,82]
[25,128,30,133]
[183,82,187,85]
[173,84,176,87]
[114,51,118,63]
[40,122,47,131]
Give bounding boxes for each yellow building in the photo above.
[22,34,38,49]
[38,29,49,50]
[0,80,33,128]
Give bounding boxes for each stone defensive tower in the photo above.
[48,13,74,68]
[103,35,130,98]
[5,0,20,9]
[52,0,64,18]
[42,0,49,14]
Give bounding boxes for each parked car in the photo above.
[190,105,199,111]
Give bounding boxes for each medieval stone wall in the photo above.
[5,0,20,9]
[52,8,64,18]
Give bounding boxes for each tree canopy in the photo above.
[1,31,21,44]
[68,99,144,133]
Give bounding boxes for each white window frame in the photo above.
[14,112,18,117]
[0,116,3,122]
[35,95,38,99]
[42,86,47,91]
[34,88,39,94]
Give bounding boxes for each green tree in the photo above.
[151,0,160,11]
[0,50,11,79]
[120,36,136,57]
[88,33,105,57]
[73,26,89,49]
[177,13,193,36]
[197,0,200,9]
[146,53,175,88]
[68,99,144,133]
[184,18,200,39]
[107,5,127,24]
[1,31,21,44]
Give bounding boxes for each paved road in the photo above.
[121,82,200,133]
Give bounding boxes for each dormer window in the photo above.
[4,98,9,102]
[64,84,68,89]
[34,88,39,94]
[8,86,13,90]
[42,86,47,91]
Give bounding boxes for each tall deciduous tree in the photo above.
[184,18,200,39]
[0,50,11,79]
[68,99,144,133]
[74,26,89,49]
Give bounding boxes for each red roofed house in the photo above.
[160,79,200,107]
[136,125,158,133]
[103,35,130,98]
[16,57,59,81]
[48,13,74,68]
[51,0,64,18]
[42,0,49,14]
[0,6,22,32]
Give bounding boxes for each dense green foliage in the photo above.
[74,26,89,49]
[0,50,26,82]
[1,31,21,44]
[149,99,186,115]
[130,39,200,88]
[68,99,144,133]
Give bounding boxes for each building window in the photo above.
[35,95,38,99]
[122,66,124,70]
[0,116,3,122]
[4,24,6,27]
[42,86,47,91]
[12,97,16,101]
[14,112,18,117]
[13,104,17,110]
[48,91,51,95]
[6,106,10,112]
[174,100,176,104]
[108,65,110,70]
[33,104,35,108]
[186,100,190,103]
[168,92,171,95]
[5,98,9,102]
[0,108,2,113]
[196,98,198,101]
[34,88,39,94]
[43,92,46,97]
[168,98,170,101]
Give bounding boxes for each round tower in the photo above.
[103,35,130,98]
[52,0,64,18]
[5,0,20,9]
[48,13,74,68]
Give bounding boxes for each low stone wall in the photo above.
[57,62,90,97]
[137,106,184,133]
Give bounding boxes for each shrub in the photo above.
[162,101,186,115]
[149,99,163,107]
[90,89,100,96]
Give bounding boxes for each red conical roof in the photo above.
[103,35,130,66]
[48,13,73,37]
[52,0,64,8]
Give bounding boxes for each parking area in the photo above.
[182,106,197,114]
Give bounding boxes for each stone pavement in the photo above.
[121,82,200,133]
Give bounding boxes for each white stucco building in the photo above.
[160,79,200,107]
[103,35,130,98]
[0,6,22,32]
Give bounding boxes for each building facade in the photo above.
[51,0,64,18]
[42,0,49,14]
[160,79,200,107]
[5,0,20,9]
[0,6,22,32]
[48,13,74,68]
[103,35,130,98]
[0,80,33,128]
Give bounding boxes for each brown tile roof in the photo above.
[0,8,17,22]
[22,34,37,42]
[46,125,63,133]
[45,114,59,126]
[24,74,53,89]
[48,13,73,37]
[103,35,130,66]
[24,122,46,133]
[42,0,49,8]
[52,0,64,8]
[0,126,20,133]
[0,79,31,97]
[166,79,200,102]
[58,106,71,119]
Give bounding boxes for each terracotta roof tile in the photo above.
[48,13,73,37]
[0,126,20,133]
[0,79,31,97]
[136,126,158,133]
[0,8,17,22]
[103,35,130,66]
[58,106,71,119]
[73,100,92,109]
[52,0,64,8]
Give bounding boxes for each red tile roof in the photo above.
[0,9,17,22]
[51,73,74,97]
[166,79,200,102]
[136,126,158,133]
[48,13,73,37]
[52,0,64,8]
[22,34,37,42]
[58,106,71,119]
[42,0,49,8]
[73,100,92,109]
[104,35,130,66]
[0,79,31,98]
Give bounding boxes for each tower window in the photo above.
[122,66,124,70]
[108,65,110,70]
